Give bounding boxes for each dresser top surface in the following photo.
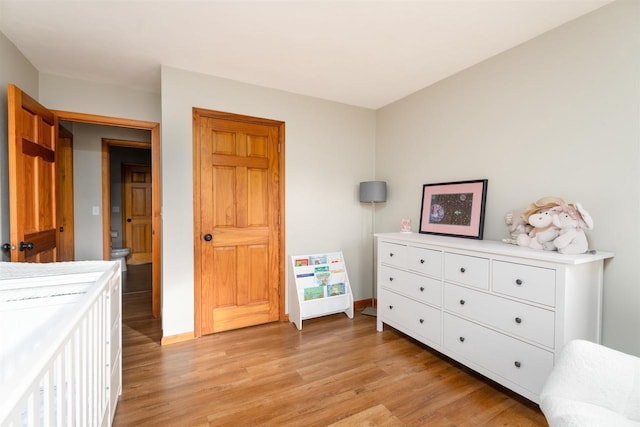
[375,232,613,265]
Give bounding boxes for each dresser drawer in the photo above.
[380,288,441,345]
[407,246,442,278]
[443,284,555,347]
[379,265,442,307]
[493,261,556,307]
[444,253,489,290]
[379,241,407,269]
[443,313,554,395]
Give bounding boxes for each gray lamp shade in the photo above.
[359,181,387,203]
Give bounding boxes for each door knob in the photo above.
[1,243,11,251]
[203,234,213,242]
[19,241,34,251]
[127,218,132,222]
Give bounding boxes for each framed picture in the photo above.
[419,179,488,239]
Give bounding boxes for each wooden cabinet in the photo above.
[376,232,613,403]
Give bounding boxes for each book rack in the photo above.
[288,251,354,330]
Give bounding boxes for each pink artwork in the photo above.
[419,180,488,239]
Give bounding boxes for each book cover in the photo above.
[295,258,309,267]
[309,255,327,265]
[303,286,325,300]
[327,282,346,297]
[314,265,331,286]
[327,254,342,264]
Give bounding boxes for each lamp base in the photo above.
[361,306,377,317]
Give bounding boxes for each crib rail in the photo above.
[0,265,118,427]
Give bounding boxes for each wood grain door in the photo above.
[7,84,58,262]
[122,163,152,264]
[56,125,74,261]
[194,109,283,336]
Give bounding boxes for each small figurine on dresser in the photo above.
[400,218,411,233]
[502,197,594,254]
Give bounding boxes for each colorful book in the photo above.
[309,255,327,265]
[327,282,346,297]
[314,266,331,286]
[303,286,325,300]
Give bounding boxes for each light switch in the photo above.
[92,206,100,216]
[112,206,120,213]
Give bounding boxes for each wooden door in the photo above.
[194,109,283,336]
[122,164,152,264]
[7,84,58,262]
[56,125,74,261]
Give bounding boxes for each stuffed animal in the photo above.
[502,210,532,245]
[515,197,566,250]
[517,206,561,250]
[552,203,594,254]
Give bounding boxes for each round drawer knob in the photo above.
[514,361,521,368]
[515,279,523,285]
[389,277,394,282]
[389,305,393,310]
[419,286,425,292]
[459,299,466,305]
[389,253,394,257]
[515,317,522,324]
[420,259,425,264]
[419,319,424,324]
[460,267,466,273]
[459,336,465,342]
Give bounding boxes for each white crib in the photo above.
[0,261,122,427]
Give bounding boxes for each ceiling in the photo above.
[0,1,612,109]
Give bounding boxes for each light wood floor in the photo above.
[114,267,547,426]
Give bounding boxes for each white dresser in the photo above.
[375,232,613,403]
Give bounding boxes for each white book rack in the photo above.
[288,251,354,330]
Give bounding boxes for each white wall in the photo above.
[39,74,161,123]
[0,31,39,260]
[161,66,376,336]
[69,123,151,260]
[376,0,640,356]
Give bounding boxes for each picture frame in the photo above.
[419,179,488,239]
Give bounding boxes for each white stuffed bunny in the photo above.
[552,203,594,254]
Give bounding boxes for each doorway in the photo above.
[5,85,161,319]
[103,143,153,268]
[57,111,162,319]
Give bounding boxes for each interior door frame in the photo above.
[102,141,152,266]
[55,110,162,319]
[56,124,75,262]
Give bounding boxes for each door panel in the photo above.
[7,84,58,262]
[123,164,152,264]
[195,110,282,335]
[56,126,75,261]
